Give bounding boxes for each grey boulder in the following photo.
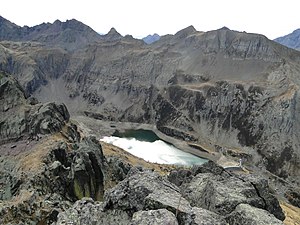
[104,169,191,216]
[130,209,178,225]
[56,198,131,225]
[225,203,284,225]
[182,173,264,215]
[178,207,227,225]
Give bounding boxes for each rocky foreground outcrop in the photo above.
[0,72,70,144]
[56,162,284,225]
[0,134,107,224]
[0,72,117,223]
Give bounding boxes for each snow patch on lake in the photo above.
[100,136,207,165]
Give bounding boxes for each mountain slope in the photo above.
[0,16,22,40]
[274,28,300,50]
[1,22,300,182]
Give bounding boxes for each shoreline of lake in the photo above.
[72,116,220,162]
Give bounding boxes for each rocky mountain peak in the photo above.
[53,19,62,25]
[194,27,286,61]
[0,15,8,23]
[175,25,197,39]
[218,26,230,31]
[0,16,16,26]
[103,27,123,41]
[107,27,119,35]
[291,28,300,36]
[34,18,96,34]
[62,18,91,31]
[275,28,300,50]
[0,16,22,40]
[0,16,101,50]
[143,33,160,44]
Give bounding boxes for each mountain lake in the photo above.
[101,129,208,166]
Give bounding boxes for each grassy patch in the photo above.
[281,201,300,225]
[18,133,66,172]
[74,179,84,199]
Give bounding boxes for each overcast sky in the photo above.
[1,0,299,39]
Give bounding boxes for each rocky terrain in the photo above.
[1,18,300,184]
[275,28,300,50]
[0,72,71,144]
[1,72,295,224]
[57,163,286,225]
[0,70,298,224]
[0,72,121,223]
[1,16,300,224]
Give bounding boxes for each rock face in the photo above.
[0,16,21,41]
[56,161,284,225]
[0,72,107,224]
[56,198,131,225]
[225,204,284,225]
[170,163,285,221]
[181,173,264,215]
[69,136,105,200]
[0,133,106,224]
[0,72,69,143]
[131,209,178,225]
[285,189,300,208]
[44,135,106,202]
[104,168,192,216]
[275,28,300,50]
[28,102,70,135]
[240,174,286,220]
[178,207,227,225]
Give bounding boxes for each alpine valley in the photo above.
[0,16,300,224]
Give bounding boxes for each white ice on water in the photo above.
[100,136,207,165]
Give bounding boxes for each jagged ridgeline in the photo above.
[1,16,300,224]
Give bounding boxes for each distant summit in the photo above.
[0,16,101,51]
[174,25,197,39]
[142,33,160,44]
[103,27,123,41]
[0,15,23,40]
[274,28,300,50]
[218,26,230,31]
